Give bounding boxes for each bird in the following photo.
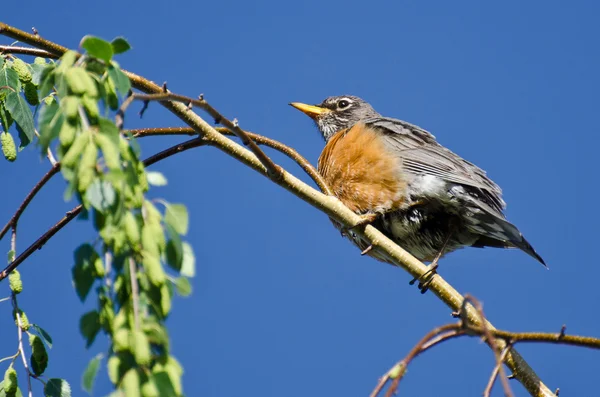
[290,95,545,290]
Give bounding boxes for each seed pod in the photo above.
[61,130,89,167]
[65,67,98,98]
[9,270,23,294]
[107,355,121,384]
[3,367,18,393]
[132,330,152,366]
[1,132,17,162]
[13,309,30,331]
[12,58,32,82]
[24,82,40,105]
[34,57,47,65]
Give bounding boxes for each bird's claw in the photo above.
[409,263,439,294]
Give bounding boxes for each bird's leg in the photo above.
[409,229,454,294]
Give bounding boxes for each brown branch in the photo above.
[462,295,514,397]
[129,92,284,182]
[129,127,332,195]
[0,136,208,282]
[0,45,55,58]
[0,206,82,281]
[484,344,514,397]
[0,164,61,241]
[373,307,600,397]
[368,324,458,397]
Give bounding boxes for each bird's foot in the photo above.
[340,213,379,237]
[409,262,439,294]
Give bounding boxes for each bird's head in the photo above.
[290,95,380,141]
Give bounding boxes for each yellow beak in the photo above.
[289,102,331,119]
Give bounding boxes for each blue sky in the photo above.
[1,1,598,396]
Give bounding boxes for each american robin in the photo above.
[290,95,545,289]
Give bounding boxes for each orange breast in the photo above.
[318,123,407,214]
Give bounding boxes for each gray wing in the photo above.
[364,117,506,216]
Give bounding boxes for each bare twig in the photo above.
[128,92,284,182]
[0,163,61,241]
[129,127,332,195]
[372,311,600,397]
[0,206,81,281]
[369,324,457,397]
[462,295,514,397]
[0,44,54,57]
[484,344,514,397]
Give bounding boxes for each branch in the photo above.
[129,127,332,195]
[0,22,567,397]
[0,44,55,57]
[0,135,210,281]
[130,92,285,182]
[0,164,61,240]
[373,295,600,397]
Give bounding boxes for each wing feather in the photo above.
[364,117,506,215]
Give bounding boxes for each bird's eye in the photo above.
[337,100,350,109]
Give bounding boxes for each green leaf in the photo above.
[38,101,63,152]
[79,311,101,348]
[111,37,131,54]
[165,224,183,272]
[107,64,130,96]
[82,353,103,394]
[146,171,168,186]
[72,244,99,301]
[121,369,141,397]
[0,103,12,132]
[81,36,113,63]
[65,67,98,97]
[4,92,35,143]
[0,67,20,92]
[30,63,48,86]
[165,204,189,236]
[85,180,116,211]
[38,66,55,100]
[152,372,177,396]
[44,378,72,397]
[174,277,192,297]
[30,324,53,349]
[180,242,196,277]
[15,124,30,150]
[0,384,24,397]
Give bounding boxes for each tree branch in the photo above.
[0,164,61,241]
[129,127,332,195]
[374,296,600,397]
[130,92,285,182]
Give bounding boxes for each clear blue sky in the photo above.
[1,1,598,396]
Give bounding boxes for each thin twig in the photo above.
[370,324,457,397]
[0,45,54,57]
[484,344,514,397]
[0,163,61,240]
[463,295,514,397]
[129,92,284,182]
[0,206,81,281]
[129,127,332,195]
[11,293,33,397]
[0,136,207,281]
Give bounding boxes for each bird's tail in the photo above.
[466,211,546,267]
